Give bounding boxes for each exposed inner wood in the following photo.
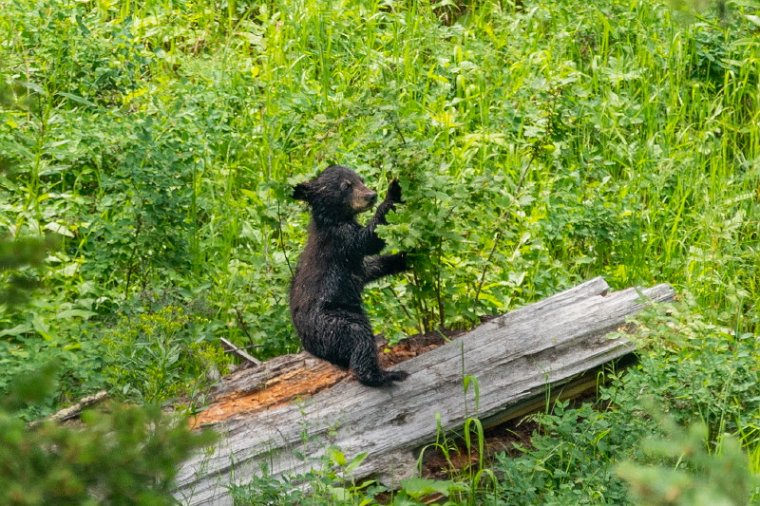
[190,363,349,428]
[190,332,449,428]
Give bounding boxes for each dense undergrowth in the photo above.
[1,0,759,503]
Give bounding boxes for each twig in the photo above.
[234,307,257,351]
[276,199,294,277]
[220,337,262,367]
[385,285,415,324]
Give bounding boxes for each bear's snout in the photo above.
[352,188,377,212]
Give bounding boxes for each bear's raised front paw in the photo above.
[386,179,403,204]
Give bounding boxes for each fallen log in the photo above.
[174,277,674,505]
[27,390,109,429]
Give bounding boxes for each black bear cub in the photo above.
[290,165,409,387]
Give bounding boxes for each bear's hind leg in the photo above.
[349,330,408,387]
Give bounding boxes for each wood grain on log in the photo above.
[174,278,674,506]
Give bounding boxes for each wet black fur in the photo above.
[289,165,409,386]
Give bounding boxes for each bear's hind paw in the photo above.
[357,369,409,387]
[386,370,409,382]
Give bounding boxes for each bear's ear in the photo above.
[292,182,311,201]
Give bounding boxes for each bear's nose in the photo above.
[367,191,378,204]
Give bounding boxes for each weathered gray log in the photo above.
[174,277,674,505]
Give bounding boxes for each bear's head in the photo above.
[293,165,378,220]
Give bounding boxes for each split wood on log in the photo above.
[174,277,674,506]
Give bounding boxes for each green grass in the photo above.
[1,0,759,503]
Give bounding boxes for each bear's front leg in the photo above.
[363,254,408,284]
[357,179,403,255]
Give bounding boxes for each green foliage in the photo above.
[619,305,760,443]
[392,477,469,505]
[0,235,55,307]
[0,212,216,505]
[0,363,216,505]
[230,447,385,506]
[230,445,472,506]
[415,410,496,505]
[2,0,759,383]
[488,402,639,505]
[617,420,757,506]
[102,304,230,404]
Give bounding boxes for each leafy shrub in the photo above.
[229,446,472,506]
[0,219,214,505]
[617,420,758,506]
[487,402,640,505]
[102,304,229,404]
[229,449,382,506]
[0,236,55,306]
[0,363,216,506]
